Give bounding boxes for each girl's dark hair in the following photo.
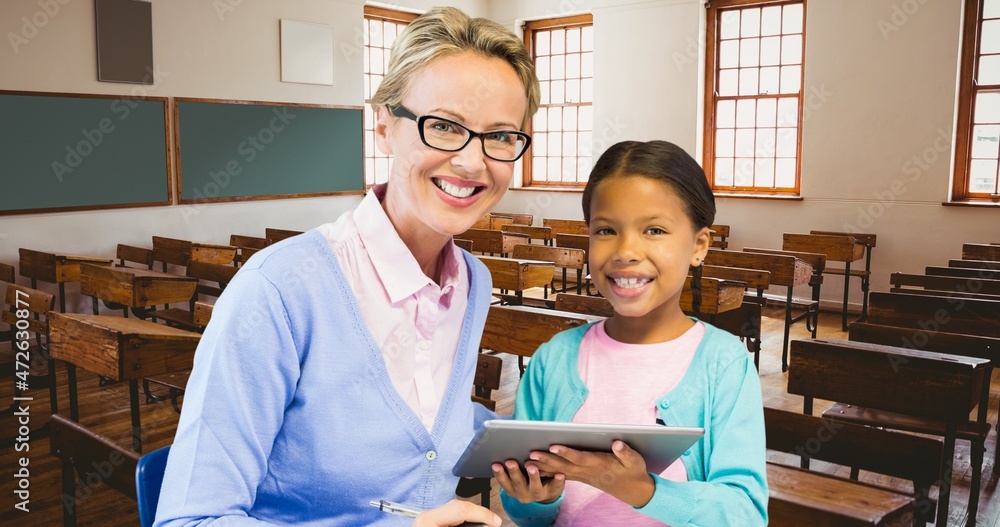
[581,140,716,315]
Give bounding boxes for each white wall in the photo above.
[491,0,999,310]
[1,0,996,312]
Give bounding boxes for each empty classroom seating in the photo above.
[229,234,268,266]
[116,244,154,269]
[889,272,1000,300]
[511,244,585,297]
[709,224,730,249]
[2,282,57,417]
[146,301,215,412]
[542,218,588,236]
[480,305,600,374]
[492,211,533,226]
[50,414,141,526]
[501,224,553,246]
[459,228,529,256]
[151,236,236,272]
[765,407,942,526]
[0,262,13,284]
[782,232,865,331]
[962,243,1000,262]
[925,265,1000,281]
[264,228,304,245]
[788,338,991,527]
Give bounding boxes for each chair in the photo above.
[136,445,171,527]
[1,283,57,418]
[709,224,730,249]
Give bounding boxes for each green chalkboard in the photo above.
[175,99,364,202]
[0,91,171,215]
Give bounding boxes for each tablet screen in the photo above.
[453,420,704,479]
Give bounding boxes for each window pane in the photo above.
[780,65,802,93]
[775,158,796,188]
[761,6,782,36]
[757,98,777,127]
[534,110,547,131]
[371,48,383,75]
[534,132,547,156]
[971,125,1000,158]
[777,97,798,126]
[579,131,592,156]
[740,38,760,67]
[736,99,756,128]
[566,79,580,103]
[533,157,548,181]
[364,73,371,99]
[365,130,376,156]
[551,55,566,80]
[384,23,397,48]
[719,69,739,96]
[563,157,578,182]
[739,68,759,95]
[982,20,1000,54]
[549,132,562,156]
[375,158,390,184]
[548,157,563,181]
[540,81,551,104]
[979,55,1000,85]
[563,106,578,129]
[567,28,581,52]
[760,36,781,66]
[720,40,740,69]
[582,26,594,52]
[564,132,578,157]
[579,157,592,181]
[716,128,736,157]
[369,19,382,47]
[782,35,803,65]
[548,107,563,131]
[715,158,735,186]
[985,0,1000,17]
[735,129,755,157]
[551,80,566,104]
[759,67,780,95]
[721,11,741,40]
[755,158,775,187]
[756,128,776,157]
[735,158,754,186]
[783,4,803,34]
[717,100,736,128]
[551,29,566,54]
[975,91,1000,122]
[365,158,375,185]
[536,31,550,55]
[364,105,374,128]
[741,8,760,37]
[776,127,798,157]
[579,106,593,130]
[969,159,999,192]
[536,56,550,81]
[567,53,581,78]
[581,52,594,77]
[581,78,593,102]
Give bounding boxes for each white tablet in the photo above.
[452,420,704,479]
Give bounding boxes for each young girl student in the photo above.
[495,140,768,527]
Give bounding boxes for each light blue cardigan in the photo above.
[154,230,494,526]
[501,322,768,527]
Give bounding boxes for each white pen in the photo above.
[368,499,489,526]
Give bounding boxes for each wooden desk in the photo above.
[482,305,601,374]
[80,264,199,316]
[459,228,530,256]
[542,218,588,236]
[682,276,744,316]
[704,249,814,371]
[767,462,916,527]
[785,233,865,331]
[48,313,200,452]
[479,256,554,305]
[18,248,113,312]
[152,236,237,271]
[963,243,1000,262]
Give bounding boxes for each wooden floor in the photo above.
[1,303,997,526]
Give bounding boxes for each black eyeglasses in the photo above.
[390,105,531,162]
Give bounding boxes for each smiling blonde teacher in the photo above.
[153,7,540,527]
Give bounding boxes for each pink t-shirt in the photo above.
[316,184,469,431]
[555,320,704,527]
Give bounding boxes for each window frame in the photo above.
[702,0,806,196]
[521,13,594,189]
[952,0,1000,203]
[363,5,419,188]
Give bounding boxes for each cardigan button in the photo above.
[683,450,691,457]
[425,450,437,461]
[658,400,670,410]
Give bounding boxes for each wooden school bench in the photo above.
[151,236,236,272]
[542,218,588,236]
[962,243,1000,262]
[478,256,554,306]
[480,305,601,375]
[501,224,553,246]
[782,232,864,332]
[19,248,114,313]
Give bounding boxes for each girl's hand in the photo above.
[412,499,501,527]
[528,440,656,508]
[493,459,566,505]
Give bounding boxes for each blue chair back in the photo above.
[136,445,171,527]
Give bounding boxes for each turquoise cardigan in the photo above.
[501,322,768,527]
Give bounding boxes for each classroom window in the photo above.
[522,14,594,188]
[703,0,805,195]
[363,6,418,188]
[953,0,1000,203]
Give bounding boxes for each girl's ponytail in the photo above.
[690,263,703,317]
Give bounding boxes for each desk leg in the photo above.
[91,297,98,316]
[841,261,851,332]
[782,288,793,372]
[48,359,59,415]
[937,422,957,527]
[859,247,872,322]
[129,379,142,453]
[58,283,66,313]
[67,364,79,422]
[61,460,77,526]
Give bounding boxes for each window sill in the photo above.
[712,192,804,201]
[510,186,584,193]
[942,200,1000,208]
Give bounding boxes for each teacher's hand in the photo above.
[412,499,501,527]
